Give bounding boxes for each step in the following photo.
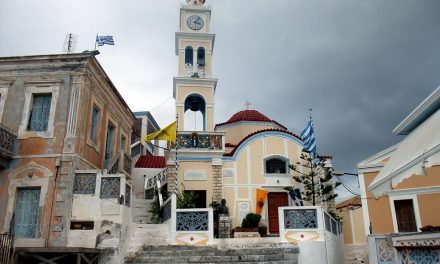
[126,244,299,264]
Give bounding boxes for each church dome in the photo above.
[216,109,287,130]
[227,110,272,123]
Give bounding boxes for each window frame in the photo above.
[388,193,421,233]
[27,93,52,132]
[89,104,101,144]
[263,155,290,176]
[18,82,60,139]
[86,96,104,152]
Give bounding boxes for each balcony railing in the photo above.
[174,131,224,150]
[0,124,16,159]
[107,150,132,178]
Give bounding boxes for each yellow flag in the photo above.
[142,121,176,143]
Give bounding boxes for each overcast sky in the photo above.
[1,0,440,200]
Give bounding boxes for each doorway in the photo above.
[267,192,288,234]
[13,188,41,238]
[184,190,206,208]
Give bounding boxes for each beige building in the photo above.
[358,86,440,263]
[166,0,332,234]
[0,52,136,262]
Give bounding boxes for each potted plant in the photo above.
[233,213,261,238]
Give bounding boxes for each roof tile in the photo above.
[135,156,166,168]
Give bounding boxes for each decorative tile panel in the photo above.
[284,209,317,229]
[399,248,440,264]
[176,211,209,231]
[100,177,120,199]
[73,173,96,194]
[375,238,395,264]
[175,132,222,149]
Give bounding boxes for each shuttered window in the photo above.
[90,106,100,142]
[394,199,417,232]
[28,94,52,131]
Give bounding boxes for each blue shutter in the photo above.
[14,188,41,238]
[90,107,99,142]
[28,94,52,131]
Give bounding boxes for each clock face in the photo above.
[187,15,204,30]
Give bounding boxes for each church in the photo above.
[164,0,324,233]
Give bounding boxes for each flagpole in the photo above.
[175,115,179,194]
[94,33,98,51]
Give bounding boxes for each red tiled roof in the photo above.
[216,109,287,130]
[336,196,362,209]
[224,129,302,157]
[135,156,166,168]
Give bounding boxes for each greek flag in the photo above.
[289,189,304,206]
[301,117,317,154]
[96,35,115,46]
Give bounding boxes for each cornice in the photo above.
[393,86,440,135]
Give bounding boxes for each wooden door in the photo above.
[14,188,41,238]
[268,192,288,234]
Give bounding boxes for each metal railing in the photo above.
[0,233,14,264]
[107,150,132,178]
[0,124,16,159]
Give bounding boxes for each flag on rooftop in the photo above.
[96,35,115,46]
[301,116,317,155]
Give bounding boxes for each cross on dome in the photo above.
[244,100,251,110]
[186,0,205,6]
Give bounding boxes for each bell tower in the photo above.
[174,0,217,131]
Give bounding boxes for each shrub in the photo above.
[241,213,262,228]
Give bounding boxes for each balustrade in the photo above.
[0,124,16,159]
[173,131,224,150]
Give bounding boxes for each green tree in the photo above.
[285,150,341,209]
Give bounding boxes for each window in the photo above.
[28,94,52,131]
[185,46,193,65]
[197,47,205,66]
[90,105,100,143]
[394,199,417,232]
[265,158,287,174]
[19,82,60,139]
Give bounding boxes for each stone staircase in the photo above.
[125,242,299,263]
[344,244,369,264]
[132,197,155,224]
[126,223,170,256]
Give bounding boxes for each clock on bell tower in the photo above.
[174,0,217,132]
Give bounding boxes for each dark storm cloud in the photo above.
[212,0,440,178]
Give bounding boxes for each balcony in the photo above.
[0,124,16,168]
[174,131,224,150]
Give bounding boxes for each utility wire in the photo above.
[335,176,360,196]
